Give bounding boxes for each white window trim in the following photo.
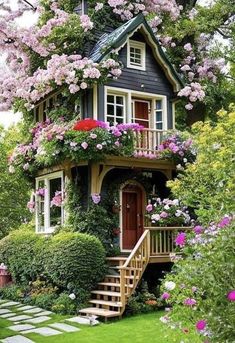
[36,171,64,234]
[127,40,146,71]
[104,86,168,131]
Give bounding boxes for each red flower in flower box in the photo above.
[73,118,100,131]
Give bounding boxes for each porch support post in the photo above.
[90,163,114,195]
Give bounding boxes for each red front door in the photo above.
[122,184,143,250]
[133,101,150,128]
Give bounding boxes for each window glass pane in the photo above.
[156,122,163,130]
[116,117,124,124]
[107,95,114,103]
[116,106,124,117]
[37,180,45,232]
[50,177,62,227]
[116,96,124,105]
[156,100,162,110]
[156,112,162,122]
[107,116,115,126]
[107,104,114,116]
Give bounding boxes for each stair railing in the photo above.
[119,229,150,313]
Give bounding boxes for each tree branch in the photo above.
[21,0,36,11]
[216,28,232,39]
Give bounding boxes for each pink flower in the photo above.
[27,201,35,213]
[160,211,168,218]
[90,133,97,139]
[91,193,101,204]
[146,204,153,212]
[196,320,207,331]
[81,142,88,150]
[96,144,103,150]
[227,290,235,302]
[51,191,63,207]
[161,292,170,300]
[175,232,186,247]
[184,298,197,306]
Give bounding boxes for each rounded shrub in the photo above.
[0,229,44,284]
[44,232,106,292]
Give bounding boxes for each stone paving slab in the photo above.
[15,306,35,311]
[23,327,62,336]
[0,309,11,315]
[34,311,52,317]
[0,299,7,304]
[1,336,35,343]
[8,324,35,332]
[23,308,43,314]
[66,316,91,325]
[0,313,17,319]
[24,316,51,324]
[49,323,81,332]
[8,315,32,322]
[0,302,19,308]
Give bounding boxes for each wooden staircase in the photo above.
[79,230,150,320]
[79,227,191,320]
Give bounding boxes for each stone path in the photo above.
[0,299,99,343]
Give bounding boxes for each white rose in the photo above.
[165,281,176,291]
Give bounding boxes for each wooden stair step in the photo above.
[98,282,120,287]
[89,299,122,307]
[111,266,143,271]
[79,307,121,318]
[106,257,127,261]
[91,290,121,297]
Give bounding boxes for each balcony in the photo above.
[133,128,167,155]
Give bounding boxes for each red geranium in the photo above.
[73,118,100,131]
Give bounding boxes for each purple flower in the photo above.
[227,290,235,302]
[51,191,63,207]
[146,204,153,212]
[194,225,203,234]
[218,216,231,228]
[196,320,207,331]
[184,298,197,306]
[175,232,186,247]
[91,193,101,204]
[36,188,46,197]
[161,292,170,300]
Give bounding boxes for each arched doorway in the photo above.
[121,182,145,251]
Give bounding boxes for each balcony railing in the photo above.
[133,129,167,155]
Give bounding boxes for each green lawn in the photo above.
[0,311,202,343]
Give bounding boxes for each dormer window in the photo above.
[127,40,146,71]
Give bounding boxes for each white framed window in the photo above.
[36,171,64,234]
[106,94,126,125]
[155,100,163,130]
[127,40,146,71]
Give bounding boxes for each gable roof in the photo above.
[89,14,183,92]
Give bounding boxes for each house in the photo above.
[33,3,185,319]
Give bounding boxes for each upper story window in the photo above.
[36,172,64,234]
[155,100,163,130]
[106,94,125,125]
[127,40,146,71]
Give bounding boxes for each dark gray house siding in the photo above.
[96,31,175,128]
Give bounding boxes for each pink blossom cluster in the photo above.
[108,0,180,22]
[178,83,206,110]
[80,15,94,32]
[51,191,63,207]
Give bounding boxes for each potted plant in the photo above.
[146,198,191,227]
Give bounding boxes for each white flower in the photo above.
[69,293,76,300]
[165,281,176,291]
[160,316,170,324]
[151,214,160,221]
[172,199,179,206]
[164,204,170,210]
[9,165,15,174]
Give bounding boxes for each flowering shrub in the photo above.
[159,217,235,342]
[157,132,195,167]
[146,198,191,227]
[9,120,143,176]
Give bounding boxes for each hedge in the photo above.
[0,229,44,284]
[43,232,106,292]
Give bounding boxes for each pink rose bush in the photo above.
[146,198,191,227]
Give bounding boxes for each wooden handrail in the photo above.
[145,226,192,231]
[120,230,150,269]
